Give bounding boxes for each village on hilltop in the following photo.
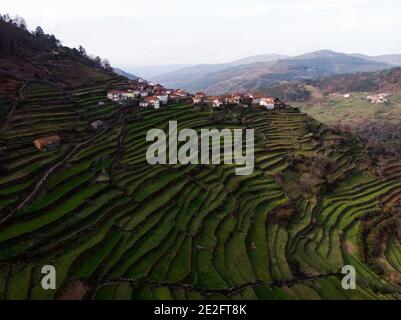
[106,79,283,110]
[33,79,285,152]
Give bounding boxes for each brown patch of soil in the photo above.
[345,241,357,255]
[58,280,89,300]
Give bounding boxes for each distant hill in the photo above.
[150,55,287,85]
[227,53,289,66]
[153,50,393,95]
[127,64,195,79]
[113,68,139,80]
[308,67,401,95]
[255,67,401,102]
[291,49,347,60]
[152,53,289,92]
[350,53,401,67]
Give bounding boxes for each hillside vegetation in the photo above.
[256,67,401,102]
[285,69,401,153]
[1,93,401,299]
[0,14,118,97]
[0,17,400,300]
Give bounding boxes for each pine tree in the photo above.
[78,45,86,56]
[35,26,44,37]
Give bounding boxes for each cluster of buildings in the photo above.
[107,80,281,111]
[192,92,278,109]
[107,80,191,109]
[329,93,352,99]
[329,92,392,104]
[366,93,390,104]
[34,82,283,152]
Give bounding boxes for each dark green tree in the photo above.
[35,26,44,37]
[78,45,86,56]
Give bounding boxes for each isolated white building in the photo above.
[260,97,275,109]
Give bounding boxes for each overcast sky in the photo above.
[2,0,401,69]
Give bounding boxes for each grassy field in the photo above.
[294,92,401,126]
[0,84,400,300]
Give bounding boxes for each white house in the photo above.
[139,100,149,108]
[155,93,169,104]
[212,98,224,108]
[174,89,188,97]
[251,95,262,104]
[139,91,149,98]
[107,90,135,101]
[125,90,135,99]
[227,93,242,105]
[193,95,204,105]
[107,90,117,101]
[366,93,390,104]
[260,97,275,109]
[140,96,160,109]
[131,89,141,97]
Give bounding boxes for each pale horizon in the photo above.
[2,0,401,69]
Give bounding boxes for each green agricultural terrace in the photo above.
[0,81,401,300]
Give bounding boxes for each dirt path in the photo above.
[90,272,341,299]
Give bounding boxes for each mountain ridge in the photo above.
[113,68,139,80]
[254,67,401,102]
[153,50,400,94]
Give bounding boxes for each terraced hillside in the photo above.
[0,81,400,300]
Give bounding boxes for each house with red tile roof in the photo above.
[33,135,61,151]
[193,94,204,105]
[140,96,160,109]
[226,93,243,105]
[260,97,275,109]
[155,92,169,104]
[107,90,135,101]
[251,94,263,104]
[174,89,188,97]
[205,96,224,108]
